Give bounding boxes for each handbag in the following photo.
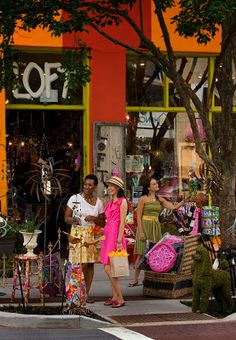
[109,251,130,278]
[159,208,173,223]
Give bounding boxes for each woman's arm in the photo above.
[84,213,105,227]
[117,199,128,250]
[136,196,146,240]
[158,196,184,210]
[64,206,81,225]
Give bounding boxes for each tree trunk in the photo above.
[219,168,236,248]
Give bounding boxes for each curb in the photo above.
[0,311,111,329]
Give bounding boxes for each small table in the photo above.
[12,254,44,304]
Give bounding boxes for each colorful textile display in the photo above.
[65,262,87,307]
[177,203,201,236]
[201,234,222,262]
[201,206,221,236]
[146,234,183,273]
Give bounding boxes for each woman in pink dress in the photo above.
[100,176,128,308]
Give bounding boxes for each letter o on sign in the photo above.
[23,62,45,98]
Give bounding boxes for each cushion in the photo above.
[147,243,177,273]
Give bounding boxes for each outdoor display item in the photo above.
[192,246,233,314]
[42,252,63,297]
[201,206,221,236]
[146,234,183,273]
[108,250,130,277]
[159,203,200,236]
[177,203,201,236]
[12,254,44,305]
[65,262,87,308]
[143,233,201,298]
[19,229,42,259]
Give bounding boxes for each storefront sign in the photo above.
[138,112,167,129]
[125,155,144,173]
[12,61,68,100]
[93,123,126,197]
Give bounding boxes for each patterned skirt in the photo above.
[68,225,100,264]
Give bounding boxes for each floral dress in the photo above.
[100,197,127,265]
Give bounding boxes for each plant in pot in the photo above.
[19,220,42,258]
[0,218,21,257]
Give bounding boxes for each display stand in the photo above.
[12,254,44,304]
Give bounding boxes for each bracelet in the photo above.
[117,241,122,244]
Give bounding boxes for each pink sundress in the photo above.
[100,197,127,265]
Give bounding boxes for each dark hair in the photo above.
[142,177,158,196]
[117,187,126,198]
[84,174,98,186]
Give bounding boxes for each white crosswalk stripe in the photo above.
[99,326,153,339]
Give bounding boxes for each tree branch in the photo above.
[154,1,176,67]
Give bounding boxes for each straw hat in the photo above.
[106,176,124,190]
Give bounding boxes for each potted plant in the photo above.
[0,218,20,257]
[19,220,42,258]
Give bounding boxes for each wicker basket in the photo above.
[143,233,201,298]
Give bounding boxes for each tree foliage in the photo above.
[173,0,236,44]
[0,0,135,89]
[1,0,236,241]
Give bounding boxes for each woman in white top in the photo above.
[65,174,105,302]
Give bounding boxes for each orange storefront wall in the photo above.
[151,4,221,54]
[0,28,63,214]
[63,0,152,169]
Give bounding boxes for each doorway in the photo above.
[6,109,83,252]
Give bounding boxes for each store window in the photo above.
[6,110,83,205]
[215,59,236,107]
[126,55,164,106]
[169,57,209,106]
[125,110,204,203]
[6,51,83,105]
[126,56,207,203]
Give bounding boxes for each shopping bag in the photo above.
[109,250,130,277]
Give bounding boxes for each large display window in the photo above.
[125,55,209,203]
[125,110,204,202]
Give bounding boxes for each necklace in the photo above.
[81,192,96,205]
[148,194,156,202]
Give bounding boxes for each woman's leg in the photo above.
[104,264,124,303]
[129,255,142,286]
[82,263,94,295]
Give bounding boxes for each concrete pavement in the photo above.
[1,263,236,333]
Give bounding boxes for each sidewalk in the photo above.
[1,263,236,330]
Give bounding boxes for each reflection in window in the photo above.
[126,110,176,197]
[126,110,202,201]
[215,59,236,106]
[126,55,164,106]
[169,57,208,106]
